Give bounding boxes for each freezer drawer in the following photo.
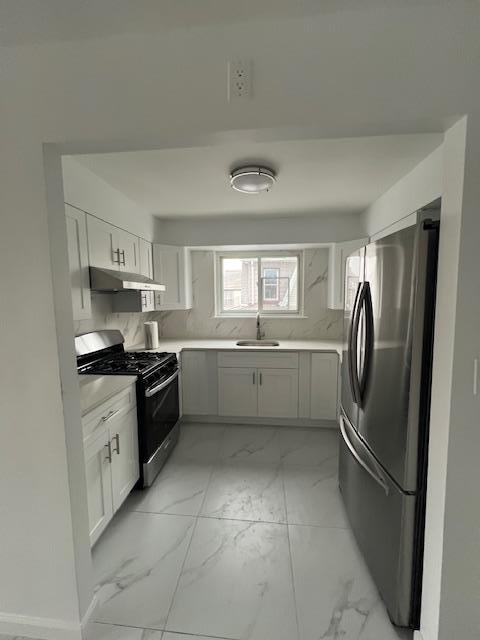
[338,413,418,627]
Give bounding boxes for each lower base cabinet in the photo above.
[257,368,299,418]
[218,366,299,419]
[182,349,338,424]
[110,406,140,512]
[83,386,139,546]
[85,428,114,546]
[218,367,258,417]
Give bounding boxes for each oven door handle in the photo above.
[145,367,180,398]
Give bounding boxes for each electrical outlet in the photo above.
[228,59,252,101]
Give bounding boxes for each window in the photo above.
[217,252,302,315]
[263,268,280,301]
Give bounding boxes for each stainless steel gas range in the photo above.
[76,330,180,487]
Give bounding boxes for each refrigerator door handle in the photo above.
[348,283,362,405]
[340,414,389,496]
[359,282,374,403]
[350,283,366,404]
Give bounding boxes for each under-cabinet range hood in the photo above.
[89,267,166,292]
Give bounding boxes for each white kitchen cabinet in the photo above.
[181,350,218,415]
[117,228,140,273]
[87,215,140,273]
[84,428,114,546]
[183,349,338,425]
[153,244,192,310]
[310,352,339,420]
[218,367,258,417]
[87,215,119,270]
[217,352,299,419]
[65,204,91,320]
[110,405,140,512]
[139,238,153,279]
[82,385,139,546]
[112,290,155,313]
[327,238,368,309]
[257,368,299,418]
[218,366,298,419]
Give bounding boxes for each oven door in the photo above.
[141,365,180,486]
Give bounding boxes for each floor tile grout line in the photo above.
[91,620,236,640]
[117,507,352,530]
[161,513,201,633]
[281,462,301,640]
[163,626,241,640]
[161,429,224,634]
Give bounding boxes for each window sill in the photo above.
[214,314,308,320]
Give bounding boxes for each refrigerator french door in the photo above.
[339,220,439,628]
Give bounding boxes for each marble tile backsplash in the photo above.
[151,249,343,341]
[74,293,154,347]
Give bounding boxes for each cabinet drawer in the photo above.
[82,385,136,444]
[217,351,299,370]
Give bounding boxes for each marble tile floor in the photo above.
[86,423,412,640]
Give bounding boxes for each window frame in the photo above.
[215,250,304,317]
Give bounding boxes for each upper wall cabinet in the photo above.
[65,205,91,320]
[139,238,153,279]
[153,244,193,311]
[87,216,140,273]
[327,238,368,310]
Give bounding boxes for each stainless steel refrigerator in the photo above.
[339,217,439,628]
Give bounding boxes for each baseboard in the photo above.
[181,414,338,429]
[0,595,97,640]
[81,594,98,630]
[0,612,82,640]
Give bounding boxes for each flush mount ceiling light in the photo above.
[230,165,276,194]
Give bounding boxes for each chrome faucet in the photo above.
[256,312,265,341]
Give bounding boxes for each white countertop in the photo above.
[129,338,342,356]
[79,374,137,416]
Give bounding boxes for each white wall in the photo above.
[361,145,443,237]
[1,4,480,639]
[154,249,343,340]
[419,118,467,640]
[62,156,155,241]
[435,116,480,640]
[155,211,365,246]
[75,294,154,347]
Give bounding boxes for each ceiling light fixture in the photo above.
[230,165,276,194]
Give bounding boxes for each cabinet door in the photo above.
[218,367,258,417]
[258,368,299,418]
[310,352,339,420]
[110,407,139,512]
[118,229,140,273]
[153,245,192,310]
[65,205,91,320]
[141,290,155,312]
[139,238,153,278]
[87,216,120,270]
[84,429,113,547]
[182,350,218,415]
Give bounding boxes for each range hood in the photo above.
[89,267,166,292]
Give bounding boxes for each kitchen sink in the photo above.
[236,340,280,347]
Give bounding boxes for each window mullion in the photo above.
[257,256,263,312]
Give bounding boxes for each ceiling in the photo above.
[0,0,442,47]
[74,134,443,220]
